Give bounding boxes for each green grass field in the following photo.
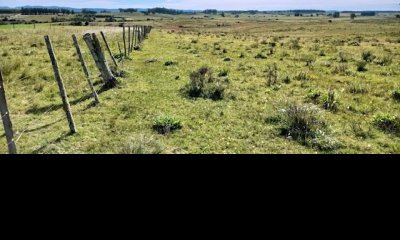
[1,14,400,153]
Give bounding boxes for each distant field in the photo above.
[0,14,400,153]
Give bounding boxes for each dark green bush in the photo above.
[356,60,368,72]
[184,66,228,100]
[392,89,400,101]
[361,51,376,62]
[153,115,183,135]
[373,113,400,135]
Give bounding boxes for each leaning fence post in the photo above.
[44,35,77,134]
[0,68,17,154]
[83,33,118,88]
[100,31,118,68]
[72,34,100,104]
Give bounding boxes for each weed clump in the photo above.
[322,89,339,112]
[276,103,340,150]
[153,115,183,135]
[392,89,400,101]
[372,113,400,135]
[356,60,368,72]
[184,66,228,100]
[361,51,376,62]
[120,135,163,154]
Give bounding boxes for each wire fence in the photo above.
[1,25,153,154]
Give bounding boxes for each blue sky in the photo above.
[0,0,399,10]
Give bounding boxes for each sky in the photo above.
[0,0,399,11]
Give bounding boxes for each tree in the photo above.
[221,12,225,17]
[350,13,356,20]
[333,12,340,18]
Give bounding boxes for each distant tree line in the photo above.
[119,8,138,13]
[0,8,20,14]
[147,7,185,15]
[21,7,74,15]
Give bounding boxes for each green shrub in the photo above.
[184,66,228,100]
[153,115,183,135]
[305,89,322,104]
[255,53,267,59]
[279,104,324,142]
[373,113,400,135]
[289,38,301,50]
[332,63,351,75]
[300,54,316,66]
[392,89,400,101]
[338,51,349,62]
[356,60,368,72]
[361,51,376,62]
[374,55,392,66]
[294,71,310,81]
[322,89,339,112]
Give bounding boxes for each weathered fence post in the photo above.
[128,26,131,54]
[134,26,137,47]
[83,33,118,88]
[100,31,118,68]
[72,34,100,104]
[0,68,17,154]
[44,35,77,134]
[123,25,127,57]
[131,26,135,52]
[118,42,122,56]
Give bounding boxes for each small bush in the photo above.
[153,115,183,135]
[300,54,316,66]
[281,75,291,84]
[338,51,349,62]
[332,63,351,75]
[373,113,400,135]
[279,103,324,142]
[184,66,228,100]
[361,51,376,62]
[294,71,310,81]
[305,89,322,104]
[356,61,368,72]
[164,61,176,66]
[374,55,392,66]
[392,89,400,101]
[255,53,267,59]
[322,89,339,112]
[289,38,301,50]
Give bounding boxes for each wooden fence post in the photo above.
[131,26,135,52]
[72,34,100,104]
[83,33,118,88]
[100,31,118,68]
[128,26,131,54]
[44,35,77,134]
[123,26,127,57]
[134,26,137,47]
[0,68,17,154]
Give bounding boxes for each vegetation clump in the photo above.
[373,113,400,135]
[322,89,339,112]
[276,103,340,151]
[184,66,228,100]
[153,115,183,135]
[120,135,163,154]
